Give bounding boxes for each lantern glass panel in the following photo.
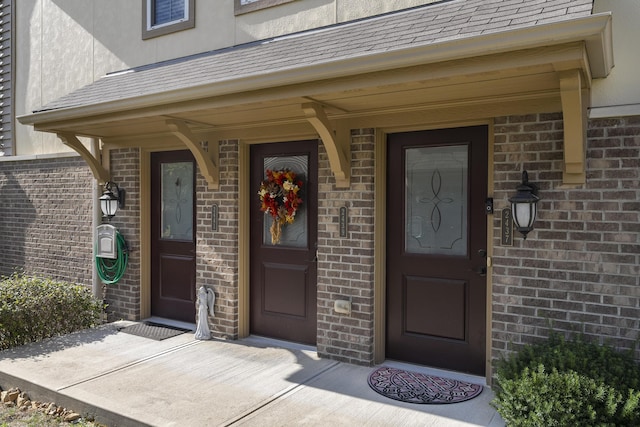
[100,195,119,218]
[513,202,533,228]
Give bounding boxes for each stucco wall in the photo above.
[591,0,640,118]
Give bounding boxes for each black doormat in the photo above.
[118,322,191,341]
[368,366,483,404]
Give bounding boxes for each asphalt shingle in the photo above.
[35,0,594,113]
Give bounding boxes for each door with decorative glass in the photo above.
[250,140,318,345]
[151,150,197,323]
[386,126,488,375]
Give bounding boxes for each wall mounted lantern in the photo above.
[509,171,539,239]
[99,181,125,220]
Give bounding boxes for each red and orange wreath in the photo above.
[258,169,303,244]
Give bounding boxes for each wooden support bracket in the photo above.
[302,102,350,188]
[558,69,588,185]
[166,119,219,190]
[57,132,109,183]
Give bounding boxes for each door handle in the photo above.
[311,249,318,263]
[472,249,488,276]
[470,266,487,276]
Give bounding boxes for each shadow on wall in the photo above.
[0,170,36,276]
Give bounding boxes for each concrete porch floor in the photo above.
[0,321,505,426]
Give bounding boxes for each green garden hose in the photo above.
[95,231,128,285]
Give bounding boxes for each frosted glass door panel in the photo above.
[161,162,194,241]
[405,145,468,256]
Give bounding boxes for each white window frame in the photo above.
[143,0,195,40]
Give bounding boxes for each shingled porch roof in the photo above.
[19,0,613,185]
[30,0,602,114]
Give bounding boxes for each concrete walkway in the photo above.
[0,321,505,427]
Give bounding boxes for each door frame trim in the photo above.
[238,141,250,337]
[238,135,318,339]
[374,120,494,381]
[140,144,186,320]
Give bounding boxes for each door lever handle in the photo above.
[311,249,318,263]
[470,266,487,276]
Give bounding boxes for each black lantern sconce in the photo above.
[508,171,539,239]
[99,181,125,220]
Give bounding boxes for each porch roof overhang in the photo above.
[18,7,613,187]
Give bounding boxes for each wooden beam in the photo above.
[166,119,219,189]
[57,133,109,183]
[558,70,588,185]
[302,102,350,188]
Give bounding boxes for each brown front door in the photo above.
[386,126,488,375]
[150,150,197,323]
[250,140,318,345]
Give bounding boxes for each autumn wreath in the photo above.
[258,169,303,244]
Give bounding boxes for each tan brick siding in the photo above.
[3,114,636,370]
[105,147,142,321]
[317,129,376,365]
[0,155,93,284]
[196,140,239,339]
[491,114,640,368]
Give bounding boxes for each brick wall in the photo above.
[0,155,93,285]
[196,140,239,339]
[104,147,141,320]
[491,114,640,367]
[317,129,376,365]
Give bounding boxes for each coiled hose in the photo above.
[95,231,128,284]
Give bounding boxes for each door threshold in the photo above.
[382,359,488,386]
[143,316,196,332]
[243,335,318,353]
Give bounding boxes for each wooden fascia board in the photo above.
[584,13,614,78]
[57,132,109,183]
[165,119,219,189]
[302,102,350,188]
[344,94,563,130]
[102,122,317,147]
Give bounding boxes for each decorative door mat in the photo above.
[118,322,191,341]
[368,366,483,404]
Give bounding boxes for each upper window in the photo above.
[234,0,296,15]
[143,0,195,40]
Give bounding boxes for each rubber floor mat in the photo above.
[118,322,190,341]
[368,366,483,404]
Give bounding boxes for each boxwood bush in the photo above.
[0,274,103,351]
[493,333,640,426]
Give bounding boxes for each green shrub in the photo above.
[0,274,103,351]
[493,333,640,426]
